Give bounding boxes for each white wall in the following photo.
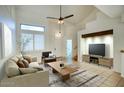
[78,10,124,73]
[113,23,124,73]
[82,35,113,58]
[0,6,16,80]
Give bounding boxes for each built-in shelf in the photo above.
[82,54,113,68]
[82,29,113,38]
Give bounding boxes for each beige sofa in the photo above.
[0,54,49,87]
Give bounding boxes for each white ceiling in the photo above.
[15,5,95,24]
[95,5,124,18]
[15,5,124,27]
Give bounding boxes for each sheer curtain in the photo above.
[21,33,33,51]
[0,24,2,59]
[4,24,12,57]
[34,34,44,50]
[21,24,45,52]
[21,33,44,52]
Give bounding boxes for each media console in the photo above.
[82,55,113,68]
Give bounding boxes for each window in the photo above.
[21,24,45,52]
[21,24,45,32]
[0,23,13,59]
[34,35,44,50]
[0,37,2,59]
[3,24,12,57]
[21,34,44,51]
[21,34,33,51]
[0,24,2,59]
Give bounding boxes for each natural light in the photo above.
[21,24,45,32]
[21,33,44,52]
[4,24,12,57]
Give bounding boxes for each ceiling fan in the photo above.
[46,5,74,24]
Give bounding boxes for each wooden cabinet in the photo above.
[82,54,113,68]
[99,58,113,68]
[82,55,90,63]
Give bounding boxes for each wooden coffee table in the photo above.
[47,61,79,81]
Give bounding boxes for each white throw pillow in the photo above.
[19,68,38,74]
[29,62,44,71]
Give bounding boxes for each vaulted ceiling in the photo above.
[95,5,124,18]
[15,5,95,25]
[15,5,124,29]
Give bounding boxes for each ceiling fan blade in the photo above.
[63,14,74,19]
[48,19,58,23]
[46,17,59,19]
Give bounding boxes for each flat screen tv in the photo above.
[89,44,105,56]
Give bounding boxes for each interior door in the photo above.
[66,39,72,64]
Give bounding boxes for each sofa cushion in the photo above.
[6,60,20,77]
[23,55,32,63]
[10,56,19,63]
[19,68,38,74]
[22,59,29,68]
[17,60,25,68]
[29,62,44,71]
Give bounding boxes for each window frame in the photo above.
[21,33,34,52]
[20,24,45,32]
[3,24,13,57]
[0,23,3,59]
[0,23,13,59]
[34,34,45,51]
[20,24,45,52]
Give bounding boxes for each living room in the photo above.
[0,5,124,87]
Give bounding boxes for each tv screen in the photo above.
[89,44,105,56]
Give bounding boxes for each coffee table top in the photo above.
[47,61,79,76]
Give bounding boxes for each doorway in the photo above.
[66,39,72,64]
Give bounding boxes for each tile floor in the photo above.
[78,62,124,87]
[48,61,124,87]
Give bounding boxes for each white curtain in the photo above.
[4,24,12,57]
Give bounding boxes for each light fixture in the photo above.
[55,24,62,38]
[55,31,62,38]
[58,20,64,24]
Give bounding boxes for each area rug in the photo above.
[48,68,105,87]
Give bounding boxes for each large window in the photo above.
[34,35,44,50]
[0,24,2,59]
[21,34,33,51]
[21,24,45,52]
[0,23,13,59]
[3,24,12,57]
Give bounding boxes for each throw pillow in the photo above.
[23,55,32,63]
[19,68,38,74]
[29,62,44,71]
[17,60,25,68]
[22,59,29,68]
